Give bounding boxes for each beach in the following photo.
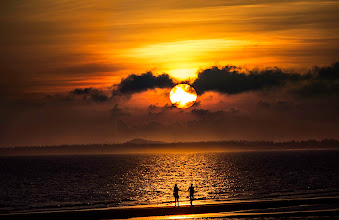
[2,196,339,219]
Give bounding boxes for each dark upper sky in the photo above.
[0,0,338,146]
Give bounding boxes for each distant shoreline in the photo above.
[0,139,338,156]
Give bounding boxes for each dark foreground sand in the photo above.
[1,197,338,219]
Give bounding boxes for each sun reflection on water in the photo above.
[122,153,232,206]
[116,151,336,208]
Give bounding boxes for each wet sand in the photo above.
[1,197,339,219]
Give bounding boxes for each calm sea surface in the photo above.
[0,150,338,213]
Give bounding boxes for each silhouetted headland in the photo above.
[125,138,167,145]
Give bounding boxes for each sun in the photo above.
[170,84,197,109]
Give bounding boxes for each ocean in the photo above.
[0,150,338,215]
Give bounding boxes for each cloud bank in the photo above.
[1,62,338,146]
[113,72,176,95]
[66,62,338,103]
[192,65,303,95]
[105,62,339,98]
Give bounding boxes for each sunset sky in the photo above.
[1,0,338,146]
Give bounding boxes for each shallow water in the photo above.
[0,150,338,213]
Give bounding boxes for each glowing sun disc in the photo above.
[170,84,197,109]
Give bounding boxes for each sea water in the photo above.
[0,150,338,213]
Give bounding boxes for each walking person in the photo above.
[173,184,180,206]
[188,184,195,206]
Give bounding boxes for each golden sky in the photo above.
[1,0,338,94]
[0,0,338,146]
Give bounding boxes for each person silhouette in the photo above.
[173,184,180,206]
[188,184,195,206]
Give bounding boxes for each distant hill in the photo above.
[125,138,167,145]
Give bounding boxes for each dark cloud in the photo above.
[192,65,303,95]
[191,62,339,98]
[72,88,94,95]
[293,62,339,97]
[71,88,109,102]
[113,72,175,95]
[311,62,339,80]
